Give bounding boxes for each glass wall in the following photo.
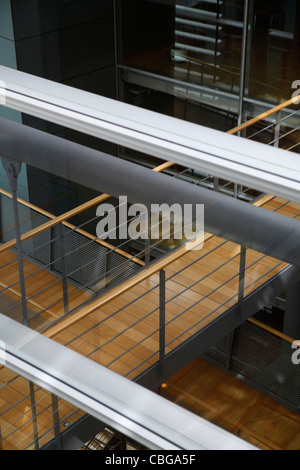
[118,0,245,131]
[118,0,300,129]
[246,0,298,103]
[119,0,244,96]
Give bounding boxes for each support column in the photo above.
[51,394,62,450]
[238,244,246,318]
[159,269,166,379]
[58,224,69,314]
[1,157,28,326]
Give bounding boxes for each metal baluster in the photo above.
[59,224,69,314]
[104,247,109,290]
[159,269,166,379]
[0,423,3,451]
[238,244,246,317]
[144,212,151,265]
[29,381,39,450]
[214,177,219,192]
[51,394,62,450]
[226,330,235,371]
[273,110,282,148]
[1,158,28,325]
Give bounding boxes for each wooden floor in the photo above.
[49,195,296,380]
[1,195,300,449]
[160,357,300,451]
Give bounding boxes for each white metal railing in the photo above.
[1,66,300,203]
[0,314,257,450]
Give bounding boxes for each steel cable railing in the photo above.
[3,197,293,449]
[0,364,85,450]
[1,91,300,451]
[48,194,299,383]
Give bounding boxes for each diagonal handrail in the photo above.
[43,193,274,339]
[42,100,298,338]
[3,94,299,338]
[227,94,300,135]
[1,91,299,257]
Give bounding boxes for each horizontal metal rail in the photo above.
[1,66,300,202]
[0,315,256,450]
[228,94,300,136]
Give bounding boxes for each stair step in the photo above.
[175,17,222,31]
[175,66,220,82]
[174,42,221,56]
[175,5,223,19]
[176,0,222,4]
[175,30,222,44]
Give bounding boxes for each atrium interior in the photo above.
[1,0,300,451]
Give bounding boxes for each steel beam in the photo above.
[135,265,300,391]
[0,66,300,202]
[0,117,300,267]
[0,314,257,450]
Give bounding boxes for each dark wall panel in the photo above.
[11,0,117,214]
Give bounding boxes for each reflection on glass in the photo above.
[119,1,300,109]
[120,0,244,96]
[247,0,298,103]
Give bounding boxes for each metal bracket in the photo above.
[1,157,21,192]
[1,157,28,325]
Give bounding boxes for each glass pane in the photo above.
[119,0,244,96]
[246,0,298,103]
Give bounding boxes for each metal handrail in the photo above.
[227,94,300,136]
[2,93,298,337]
[174,53,288,98]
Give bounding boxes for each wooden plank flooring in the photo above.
[51,196,295,380]
[1,195,300,449]
[160,357,300,450]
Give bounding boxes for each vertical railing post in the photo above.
[237,0,250,129]
[51,394,62,450]
[213,177,219,192]
[59,224,69,314]
[29,381,39,450]
[238,244,246,317]
[159,269,166,379]
[273,110,282,148]
[226,330,235,371]
[144,210,150,265]
[1,158,28,326]
[0,423,3,451]
[49,225,55,272]
[104,247,109,290]
[145,222,151,265]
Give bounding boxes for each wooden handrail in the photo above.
[3,97,295,338]
[161,382,282,450]
[43,232,211,338]
[227,94,300,135]
[248,317,295,345]
[44,192,272,339]
[0,188,145,266]
[0,95,288,256]
[0,278,61,321]
[178,53,291,97]
[0,160,179,260]
[0,193,111,254]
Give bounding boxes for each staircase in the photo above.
[172,0,223,67]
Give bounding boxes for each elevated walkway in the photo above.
[0,188,298,449]
[1,67,300,450]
